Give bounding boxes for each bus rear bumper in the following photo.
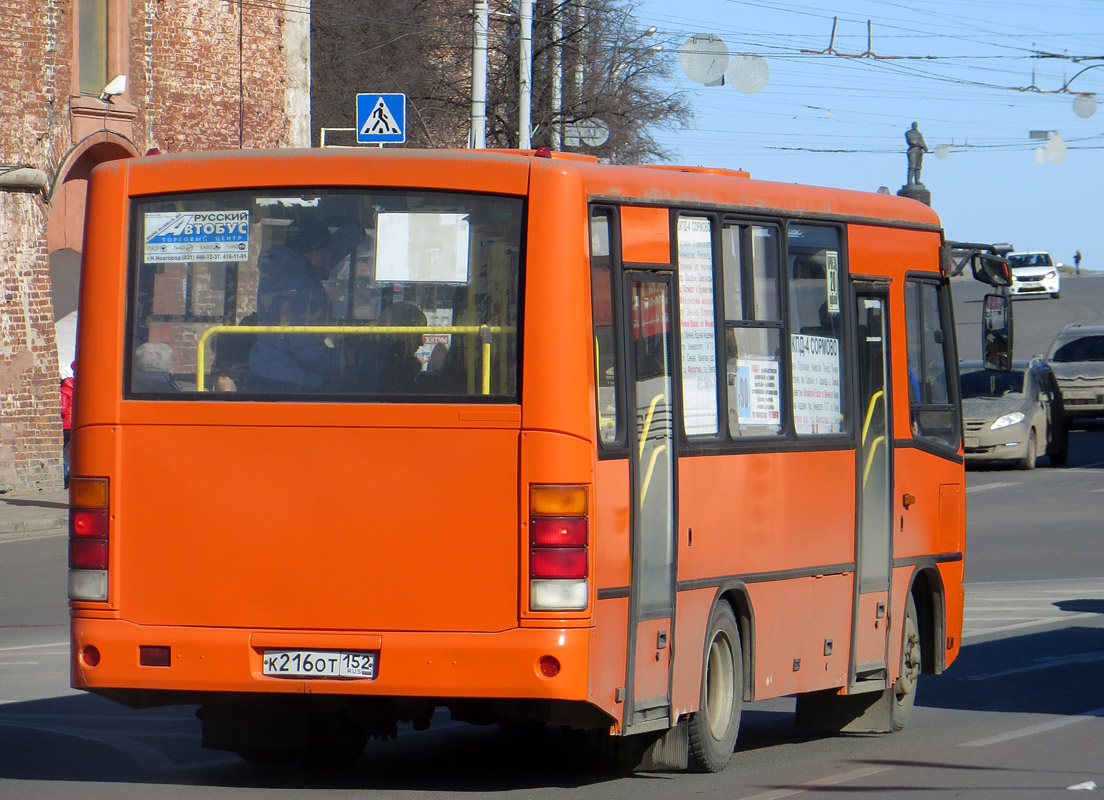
[71,618,593,704]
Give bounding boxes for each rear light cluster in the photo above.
[529,485,588,611]
[68,477,110,601]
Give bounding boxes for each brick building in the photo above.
[0,0,312,492]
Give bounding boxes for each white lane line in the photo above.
[962,707,1104,747]
[962,611,1100,639]
[966,482,1016,493]
[738,766,893,800]
[0,642,68,652]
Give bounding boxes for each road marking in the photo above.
[965,482,1016,493]
[962,707,1104,747]
[0,661,38,666]
[738,766,892,800]
[963,611,1100,639]
[0,641,68,652]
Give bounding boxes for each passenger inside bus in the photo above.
[378,301,428,393]
[342,300,428,394]
[246,217,343,393]
[132,342,179,393]
[211,312,257,392]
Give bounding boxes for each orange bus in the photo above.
[68,147,1009,772]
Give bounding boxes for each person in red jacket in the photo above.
[60,367,74,486]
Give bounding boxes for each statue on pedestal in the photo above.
[905,122,930,186]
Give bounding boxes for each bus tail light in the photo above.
[69,477,110,601]
[529,485,588,611]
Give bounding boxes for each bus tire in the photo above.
[687,602,742,773]
[890,595,921,731]
[795,594,921,733]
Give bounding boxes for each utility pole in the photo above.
[519,0,533,149]
[470,0,489,148]
[551,2,563,150]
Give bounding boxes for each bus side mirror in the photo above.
[982,293,1013,372]
[972,254,1012,287]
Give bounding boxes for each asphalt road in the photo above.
[0,271,1100,798]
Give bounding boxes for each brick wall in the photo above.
[0,0,308,492]
[0,196,60,492]
[138,0,301,152]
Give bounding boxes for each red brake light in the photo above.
[70,509,109,538]
[531,517,587,547]
[70,538,108,570]
[139,646,171,667]
[530,547,588,579]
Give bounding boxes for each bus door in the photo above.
[852,286,893,689]
[623,272,677,733]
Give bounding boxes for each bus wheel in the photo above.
[891,596,921,731]
[688,603,742,773]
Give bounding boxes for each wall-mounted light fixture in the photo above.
[99,74,127,103]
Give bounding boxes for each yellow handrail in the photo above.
[860,389,887,489]
[640,443,668,507]
[860,389,885,447]
[862,435,886,490]
[638,392,666,458]
[195,324,512,393]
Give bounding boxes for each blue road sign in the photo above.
[356,93,406,144]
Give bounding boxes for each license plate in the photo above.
[965,437,979,449]
[262,650,377,679]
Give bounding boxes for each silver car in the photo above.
[1046,323,1104,422]
[960,359,1068,469]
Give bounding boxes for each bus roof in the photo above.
[99,147,942,230]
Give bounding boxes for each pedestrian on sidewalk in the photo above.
[60,364,74,487]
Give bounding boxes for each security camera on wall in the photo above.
[99,75,127,103]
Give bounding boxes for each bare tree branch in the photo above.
[311,0,692,160]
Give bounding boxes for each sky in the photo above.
[628,0,1104,268]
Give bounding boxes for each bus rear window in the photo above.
[126,190,522,401]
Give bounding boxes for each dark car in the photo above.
[960,359,1068,469]
[1045,323,1104,422]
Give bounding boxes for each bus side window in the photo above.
[786,225,849,436]
[591,211,620,445]
[905,279,958,448]
[722,223,783,438]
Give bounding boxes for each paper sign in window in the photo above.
[375,213,470,283]
[677,217,719,436]
[791,333,842,434]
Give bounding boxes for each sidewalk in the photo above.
[0,488,69,540]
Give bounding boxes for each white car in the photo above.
[1007,251,1061,299]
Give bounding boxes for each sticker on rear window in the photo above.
[144,211,250,263]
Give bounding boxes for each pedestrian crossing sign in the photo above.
[356,93,406,144]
